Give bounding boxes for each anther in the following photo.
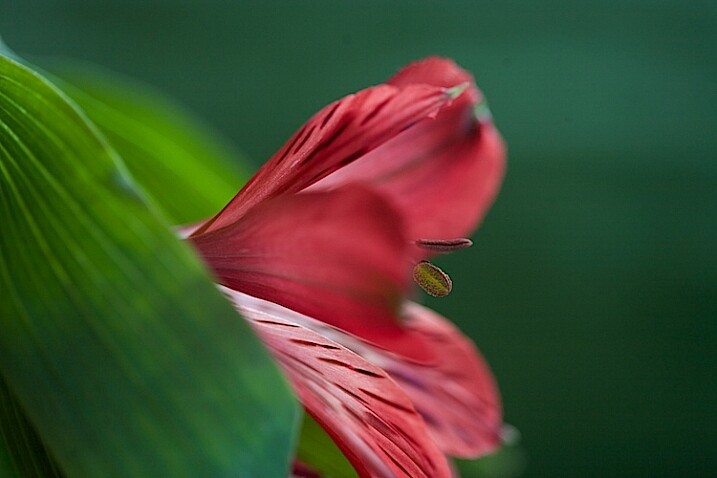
[416,238,473,254]
[413,261,453,298]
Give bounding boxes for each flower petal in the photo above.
[281,300,503,458]
[309,57,505,240]
[224,289,452,478]
[380,302,503,457]
[191,186,433,361]
[195,82,457,235]
[387,57,479,105]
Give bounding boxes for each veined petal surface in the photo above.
[310,57,505,241]
[378,302,503,457]
[195,82,457,234]
[280,300,503,458]
[224,289,452,478]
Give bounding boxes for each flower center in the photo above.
[412,238,473,297]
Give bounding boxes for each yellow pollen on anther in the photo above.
[413,261,453,298]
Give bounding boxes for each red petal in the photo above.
[191,186,432,361]
[285,301,503,458]
[387,57,480,106]
[225,290,452,478]
[195,83,456,235]
[309,58,506,240]
[382,302,503,457]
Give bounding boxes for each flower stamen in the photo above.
[413,261,453,297]
[416,238,473,253]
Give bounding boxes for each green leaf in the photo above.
[455,446,527,478]
[0,53,299,478]
[0,378,63,478]
[296,415,358,478]
[45,60,250,224]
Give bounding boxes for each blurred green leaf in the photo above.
[455,447,527,478]
[296,415,357,478]
[0,53,299,477]
[45,61,249,224]
[0,379,63,478]
[455,427,526,478]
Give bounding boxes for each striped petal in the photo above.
[379,302,503,457]
[224,289,452,478]
[309,57,505,241]
[282,300,503,458]
[195,82,457,235]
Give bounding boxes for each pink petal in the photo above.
[281,300,503,458]
[309,111,505,242]
[195,82,457,235]
[191,186,433,362]
[225,289,452,478]
[380,302,503,457]
[387,57,480,106]
[308,57,506,240]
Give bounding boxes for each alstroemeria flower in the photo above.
[187,57,505,478]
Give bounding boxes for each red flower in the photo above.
[187,57,505,478]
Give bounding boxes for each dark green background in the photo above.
[2,1,715,476]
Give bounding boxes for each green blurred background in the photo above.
[2,1,715,476]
